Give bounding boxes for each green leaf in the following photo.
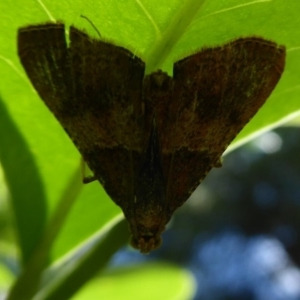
[0,0,299,299]
[72,263,196,300]
[0,96,47,264]
[36,218,129,300]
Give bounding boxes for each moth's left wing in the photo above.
[18,24,147,209]
[67,26,147,210]
[162,37,286,211]
[18,23,72,115]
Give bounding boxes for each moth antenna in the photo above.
[80,15,102,38]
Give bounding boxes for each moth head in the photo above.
[130,234,162,254]
[144,70,171,96]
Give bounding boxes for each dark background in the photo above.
[112,126,300,300]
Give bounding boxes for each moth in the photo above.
[17,22,286,253]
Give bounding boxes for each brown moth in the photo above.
[17,22,286,253]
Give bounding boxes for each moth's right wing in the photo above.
[162,37,286,212]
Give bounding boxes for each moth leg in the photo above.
[83,176,97,184]
[81,157,97,184]
[214,157,223,168]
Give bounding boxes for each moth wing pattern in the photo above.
[18,23,72,114]
[161,37,286,212]
[18,24,147,208]
[67,26,147,210]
